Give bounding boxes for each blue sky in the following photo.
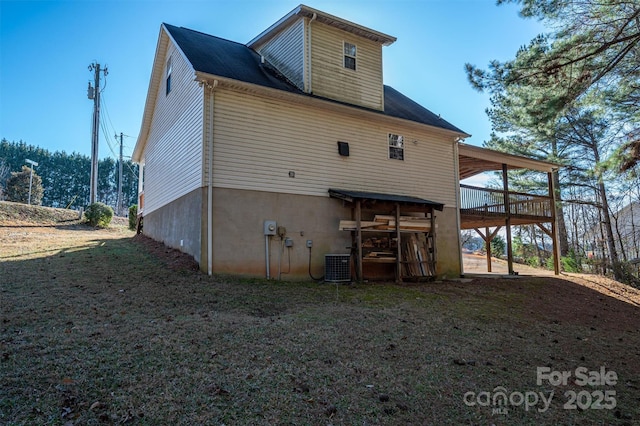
[0,0,544,163]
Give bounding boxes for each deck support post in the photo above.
[485,226,492,272]
[395,203,402,283]
[548,172,560,275]
[474,226,501,273]
[502,164,515,275]
[355,200,363,282]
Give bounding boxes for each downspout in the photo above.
[207,79,218,276]
[137,161,144,212]
[453,139,463,276]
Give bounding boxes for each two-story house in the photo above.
[133,4,490,281]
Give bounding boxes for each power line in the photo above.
[100,93,118,138]
[91,72,138,186]
[97,106,137,179]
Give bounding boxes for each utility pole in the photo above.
[87,62,108,205]
[116,132,124,216]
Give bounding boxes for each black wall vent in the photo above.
[337,141,350,156]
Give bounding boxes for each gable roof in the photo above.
[164,23,301,95]
[163,24,467,135]
[248,4,397,48]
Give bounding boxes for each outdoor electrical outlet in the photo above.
[285,238,293,247]
[306,240,313,248]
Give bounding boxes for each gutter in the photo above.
[193,71,469,141]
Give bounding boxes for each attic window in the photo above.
[166,56,172,95]
[344,42,357,70]
[388,134,404,160]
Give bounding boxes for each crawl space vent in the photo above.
[325,254,351,282]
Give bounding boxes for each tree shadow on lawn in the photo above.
[1,220,83,229]
[2,234,640,425]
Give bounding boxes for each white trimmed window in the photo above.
[388,134,404,160]
[166,56,172,95]
[344,42,356,70]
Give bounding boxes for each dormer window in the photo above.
[388,134,404,160]
[166,56,172,95]
[343,42,357,70]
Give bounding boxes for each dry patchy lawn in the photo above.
[1,204,640,425]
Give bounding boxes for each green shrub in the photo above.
[546,256,555,270]
[561,249,582,273]
[526,257,540,268]
[85,202,113,228]
[5,166,43,205]
[128,204,138,231]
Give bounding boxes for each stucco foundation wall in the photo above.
[143,188,202,262]
[433,206,462,278]
[211,188,351,279]
[210,188,461,280]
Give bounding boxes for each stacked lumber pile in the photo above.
[338,213,436,276]
[362,236,396,262]
[402,233,435,277]
[339,214,431,232]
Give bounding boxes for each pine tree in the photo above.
[5,165,43,205]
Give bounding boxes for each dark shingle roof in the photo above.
[383,86,465,133]
[165,23,301,94]
[165,23,466,135]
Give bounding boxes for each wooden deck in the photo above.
[459,184,554,229]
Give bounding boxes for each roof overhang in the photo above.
[132,24,195,163]
[329,188,444,211]
[248,4,397,48]
[194,71,467,140]
[458,143,560,180]
[132,25,171,163]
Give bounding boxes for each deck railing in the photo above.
[460,184,553,219]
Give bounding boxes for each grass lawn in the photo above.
[1,202,640,425]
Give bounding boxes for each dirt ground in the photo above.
[463,251,557,276]
[2,209,640,425]
[463,251,640,308]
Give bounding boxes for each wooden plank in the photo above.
[363,257,397,263]
[373,219,432,232]
[366,251,395,257]
[375,214,428,222]
[405,234,422,277]
[339,220,380,230]
[416,233,429,276]
[411,234,424,277]
[415,233,424,272]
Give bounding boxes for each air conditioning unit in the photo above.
[325,254,351,282]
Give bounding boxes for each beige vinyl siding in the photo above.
[310,22,383,110]
[213,89,458,207]
[255,18,305,91]
[143,44,203,214]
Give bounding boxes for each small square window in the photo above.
[388,134,404,160]
[344,42,356,70]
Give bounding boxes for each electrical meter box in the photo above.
[264,220,277,236]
